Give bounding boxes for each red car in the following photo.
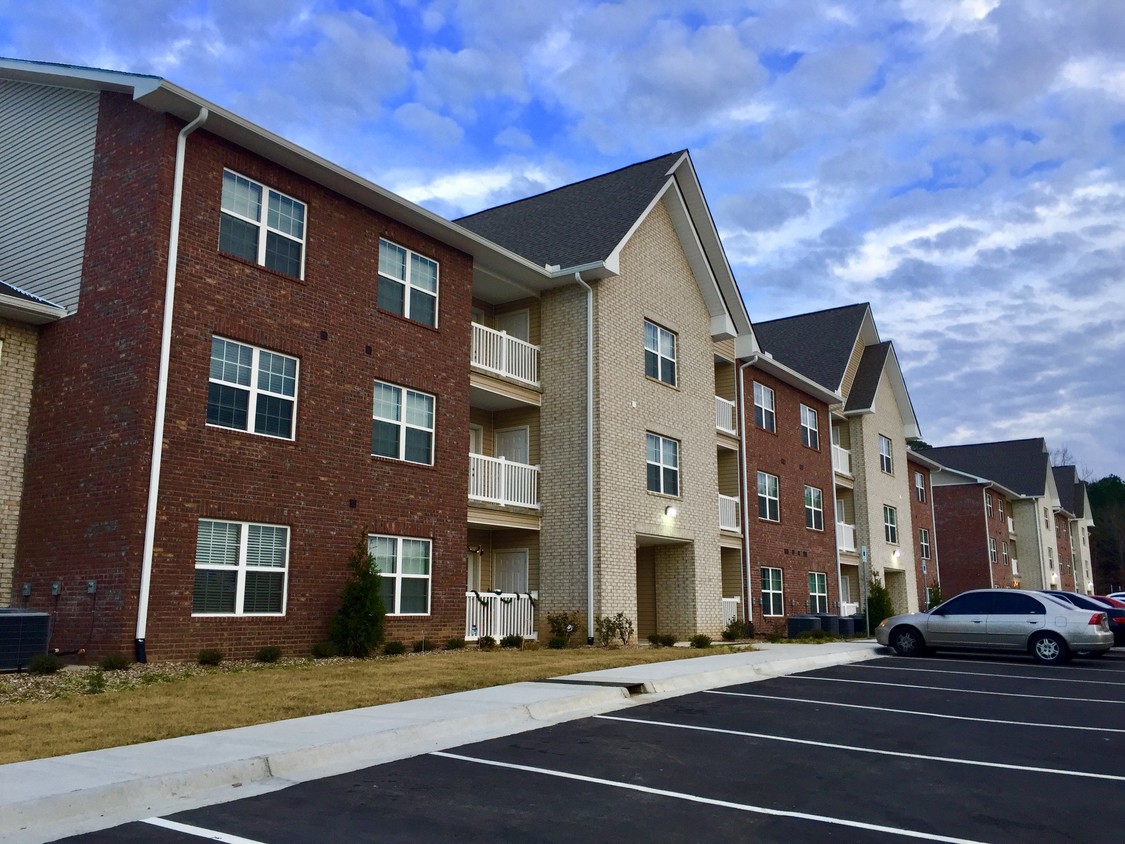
[1095,595,1125,608]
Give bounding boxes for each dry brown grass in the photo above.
[0,646,736,764]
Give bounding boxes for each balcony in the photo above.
[465,591,537,641]
[715,396,737,436]
[1007,516,1016,534]
[719,494,740,532]
[832,444,852,476]
[471,322,539,387]
[468,454,540,508]
[837,521,857,552]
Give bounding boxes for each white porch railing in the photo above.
[837,522,857,552]
[471,322,540,387]
[468,454,540,508]
[719,494,741,531]
[722,596,741,626]
[465,591,538,640]
[832,444,852,475]
[715,396,737,436]
[841,601,860,616]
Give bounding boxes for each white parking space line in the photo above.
[433,751,987,844]
[594,715,1125,782]
[789,675,1124,703]
[857,663,1125,686]
[704,690,1125,733]
[141,817,266,843]
[887,655,1125,673]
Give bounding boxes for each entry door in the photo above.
[496,427,529,465]
[469,424,484,455]
[493,550,529,593]
[496,310,530,342]
[840,575,852,604]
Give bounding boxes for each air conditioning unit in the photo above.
[0,609,51,671]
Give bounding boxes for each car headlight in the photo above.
[877,618,889,628]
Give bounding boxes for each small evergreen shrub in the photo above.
[546,610,582,644]
[500,634,524,649]
[689,634,713,649]
[548,636,567,649]
[28,653,62,674]
[330,532,387,658]
[383,640,407,656]
[478,635,497,651]
[413,639,436,653]
[255,645,283,663]
[311,641,338,659]
[85,671,107,695]
[99,652,131,671]
[867,573,896,630]
[197,649,223,666]
[926,584,944,609]
[445,637,466,650]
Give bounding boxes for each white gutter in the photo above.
[135,107,209,662]
[574,272,595,644]
[738,359,754,624]
[926,466,941,606]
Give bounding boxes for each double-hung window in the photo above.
[644,321,677,386]
[804,485,824,531]
[989,537,998,564]
[761,567,783,616]
[646,433,680,496]
[915,471,926,502]
[378,239,439,327]
[207,337,298,439]
[372,381,435,465]
[986,494,994,518]
[758,471,780,521]
[800,404,819,449]
[920,528,931,560]
[883,505,898,544]
[998,497,1005,519]
[808,572,828,613]
[753,383,776,432]
[219,170,305,277]
[1002,541,1010,565]
[369,534,431,615]
[193,519,288,615]
[879,435,894,474]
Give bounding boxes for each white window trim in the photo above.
[372,380,436,465]
[998,497,1005,518]
[761,567,784,617]
[804,485,824,531]
[808,571,828,613]
[884,505,898,544]
[920,527,931,560]
[1002,540,1010,566]
[646,432,680,497]
[378,237,440,327]
[800,404,819,449]
[370,534,433,616]
[989,537,998,564]
[207,336,299,441]
[915,471,926,503]
[192,518,289,617]
[754,382,776,432]
[220,169,306,278]
[758,471,780,522]
[879,435,894,474]
[644,320,677,386]
[986,494,994,518]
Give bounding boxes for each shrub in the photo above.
[197,649,223,666]
[255,645,283,663]
[721,619,754,641]
[85,671,107,695]
[311,641,338,659]
[500,634,524,649]
[445,637,466,650]
[594,612,635,647]
[796,628,838,642]
[546,610,582,644]
[548,636,567,649]
[99,652,131,671]
[413,639,436,653]
[28,653,62,675]
[867,573,896,630]
[689,634,713,649]
[383,640,406,656]
[926,584,944,610]
[329,532,387,658]
[523,639,540,651]
[478,635,496,651]
[647,633,676,647]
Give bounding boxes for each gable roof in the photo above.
[926,438,1050,498]
[0,278,67,324]
[753,303,873,392]
[844,341,890,413]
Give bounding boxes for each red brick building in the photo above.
[906,453,941,607]
[1055,511,1076,592]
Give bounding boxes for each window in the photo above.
[646,433,679,496]
[883,505,898,544]
[915,471,926,502]
[991,592,1046,616]
[219,170,305,277]
[761,567,783,616]
[369,534,431,615]
[378,238,439,327]
[1002,541,1010,565]
[1043,506,1049,528]
[1047,547,1054,569]
[938,592,992,614]
[879,435,894,474]
[800,404,819,449]
[193,519,288,615]
[372,381,435,465]
[753,382,775,432]
[804,485,824,531]
[808,572,828,613]
[986,494,994,518]
[998,497,1005,519]
[644,321,677,386]
[207,337,298,439]
[989,537,998,564]
[919,528,931,560]
[758,472,780,521]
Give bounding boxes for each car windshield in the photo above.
[1039,592,1079,609]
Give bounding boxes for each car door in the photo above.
[926,592,993,646]
[986,592,1046,650]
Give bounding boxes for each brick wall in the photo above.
[1055,512,1075,591]
[932,483,994,597]
[0,319,39,606]
[906,457,938,606]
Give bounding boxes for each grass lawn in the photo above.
[0,646,739,764]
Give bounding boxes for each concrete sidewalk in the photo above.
[0,641,880,843]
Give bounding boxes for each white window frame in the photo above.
[986,494,994,518]
[989,537,998,564]
[369,534,432,616]
[378,238,440,327]
[753,382,776,432]
[920,527,931,560]
[915,471,926,503]
[997,497,1005,519]
[643,320,677,386]
[879,435,894,474]
[372,380,435,465]
[219,169,306,278]
[1002,540,1010,566]
[883,505,898,544]
[808,571,828,614]
[800,404,819,449]
[761,567,784,617]
[758,471,780,522]
[192,519,289,616]
[646,432,680,497]
[804,485,824,531]
[207,336,299,440]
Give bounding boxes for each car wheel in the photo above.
[890,626,924,657]
[1030,632,1069,665]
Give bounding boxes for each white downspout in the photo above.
[574,272,595,644]
[737,359,755,625]
[135,107,209,662]
[927,468,941,606]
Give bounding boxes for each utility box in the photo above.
[0,609,51,671]
[787,615,822,638]
[816,614,841,635]
[837,616,857,637]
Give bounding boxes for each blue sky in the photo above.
[2,0,1123,478]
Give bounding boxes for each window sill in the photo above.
[375,306,441,333]
[370,453,437,470]
[219,250,307,286]
[644,374,679,390]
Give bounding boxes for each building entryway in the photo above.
[636,547,657,640]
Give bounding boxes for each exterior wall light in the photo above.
[664,505,678,518]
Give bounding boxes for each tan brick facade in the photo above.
[0,319,38,605]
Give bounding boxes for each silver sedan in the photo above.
[875,588,1114,664]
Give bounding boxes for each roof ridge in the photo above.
[754,301,870,326]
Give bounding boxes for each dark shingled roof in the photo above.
[753,303,870,392]
[1053,465,1080,516]
[844,342,891,413]
[926,438,1049,498]
[455,151,685,269]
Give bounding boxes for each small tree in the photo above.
[330,532,387,657]
[866,572,896,630]
[925,583,944,609]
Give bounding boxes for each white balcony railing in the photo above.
[465,591,538,641]
[715,396,737,436]
[837,522,857,552]
[471,322,540,387]
[719,494,741,532]
[722,596,741,626]
[832,444,852,476]
[1011,558,1019,575]
[468,454,540,508]
[1007,516,1015,534]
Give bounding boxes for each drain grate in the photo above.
[534,678,648,696]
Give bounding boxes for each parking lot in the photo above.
[67,649,1125,843]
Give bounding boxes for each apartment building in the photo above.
[1054,465,1095,594]
[906,451,941,608]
